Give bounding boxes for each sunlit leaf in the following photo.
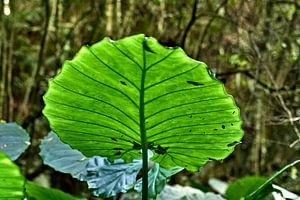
[43,34,243,172]
[0,122,30,160]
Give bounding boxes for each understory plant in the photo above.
[3,34,297,200]
[41,34,243,199]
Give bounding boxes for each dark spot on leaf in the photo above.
[155,145,169,155]
[120,81,127,86]
[114,151,122,156]
[231,123,233,126]
[202,118,205,120]
[133,142,141,150]
[232,111,235,114]
[113,147,124,150]
[208,158,217,161]
[189,129,192,132]
[143,40,155,53]
[222,125,225,129]
[214,128,218,131]
[111,137,117,142]
[189,115,192,118]
[227,141,240,147]
[187,80,204,86]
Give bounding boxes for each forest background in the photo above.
[0,0,299,198]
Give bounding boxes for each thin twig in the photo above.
[181,0,198,49]
[19,0,50,119]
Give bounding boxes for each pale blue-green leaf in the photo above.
[39,131,88,179]
[0,122,30,160]
[80,156,142,197]
[156,185,225,200]
[134,163,183,198]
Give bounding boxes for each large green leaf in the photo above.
[0,122,30,160]
[0,151,25,199]
[43,34,243,171]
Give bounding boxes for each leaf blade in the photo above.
[43,34,243,171]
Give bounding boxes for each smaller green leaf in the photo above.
[226,176,272,200]
[246,160,300,200]
[39,131,88,179]
[134,163,183,198]
[0,122,30,160]
[0,151,25,199]
[80,156,142,197]
[25,181,76,200]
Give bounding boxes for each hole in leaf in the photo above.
[120,81,127,86]
[231,123,233,126]
[189,129,192,132]
[222,125,225,129]
[143,40,155,53]
[148,142,154,149]
[133,141,141,150]
[155,145,169,155]
[114,151,122,156]
[232,111,235,114]
[208,158,217,161]
[111,137,117,142]
[227,141,240,147]
[186,80,204,86]
[113,147,124,150]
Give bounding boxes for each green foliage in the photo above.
[225,176,271,200]
[246,160,300,200]
[226,160,300,200]
[43,34,243,172]
[25,181,76,200]
[0,151,25,199]
[0,151,77,199]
